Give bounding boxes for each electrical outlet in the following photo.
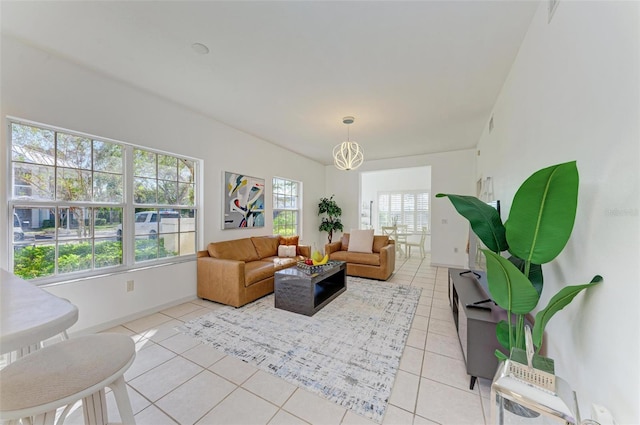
[127,280,134,292]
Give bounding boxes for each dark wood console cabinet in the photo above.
[448,268,508,390]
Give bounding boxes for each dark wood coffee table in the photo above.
[274,261,346,316]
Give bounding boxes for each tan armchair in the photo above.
[325,233,395,280]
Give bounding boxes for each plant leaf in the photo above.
[506,161,579,264]
[508,256,544,296]
[436,194,507,253]
[496,320,512,351]
[532,275,603,349]
[495,350,508,361]
[483,250,540,314]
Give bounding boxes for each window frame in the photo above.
[7,117,200,285]
[272,176,302,237]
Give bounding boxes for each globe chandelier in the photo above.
[333,116,364,171]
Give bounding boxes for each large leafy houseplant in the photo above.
[438,161,602,359]
[318,195,344,243]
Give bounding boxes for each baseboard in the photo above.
[68,295,199,337]
[430,262,466,269]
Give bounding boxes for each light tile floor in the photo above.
[70,254,492,424]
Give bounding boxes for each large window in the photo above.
[272,177,300,236]
[378,190,429,233]
[8,119,198,283]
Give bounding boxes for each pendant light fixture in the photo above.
[333,116,364,171]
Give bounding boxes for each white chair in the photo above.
[406,227,427,258]
[381,226,397,241]
[0,333,136,425]
[395,224,408,255]
[381,226,399,253]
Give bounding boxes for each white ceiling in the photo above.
[1,1,538,165]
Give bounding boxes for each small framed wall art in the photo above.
[223,171,265,229]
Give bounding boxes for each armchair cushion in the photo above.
[347,229,374,253]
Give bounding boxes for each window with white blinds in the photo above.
[377,190,429,233]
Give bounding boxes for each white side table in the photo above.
[0,269,79,357]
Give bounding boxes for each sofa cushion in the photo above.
[347,251,381,266]
[329,250,348,262]
[348,229,374,253]
[244,261,275,287]
[261,257,299,271]
[278,245,297,258]
[279,235,301,255]
[279,235,299,246]
[372,235,390,253]
[251,236,280,259]
[207,238,259,262]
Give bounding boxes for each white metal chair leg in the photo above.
[109,376,135,424]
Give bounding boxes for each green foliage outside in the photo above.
[13,239,176,280]
[273,211,296,236]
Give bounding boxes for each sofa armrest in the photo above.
[325,241,342,255]
[298,244,311,258]
[197,256,246,305]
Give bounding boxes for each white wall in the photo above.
[0,36,326,334]
[476,1,640,422]
[326,149,475,267]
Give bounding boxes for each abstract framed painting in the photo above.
[223,171,265,229]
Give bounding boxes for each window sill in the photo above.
[34,255,197,288]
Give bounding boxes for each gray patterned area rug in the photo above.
[179,277,421,423]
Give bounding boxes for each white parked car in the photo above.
[13,213,24,241]
[116,210,180,240]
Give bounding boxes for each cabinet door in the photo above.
[457,299,468,362]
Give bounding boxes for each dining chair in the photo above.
[381,226,397,241]
[382,226,406,256]
[406,226,427,258]
[396,224,408,254]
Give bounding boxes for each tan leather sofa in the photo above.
[325,233,395,280]
[197,235,310,307]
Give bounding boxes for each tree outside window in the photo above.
[272,177,300,236]
[9,120,199,283]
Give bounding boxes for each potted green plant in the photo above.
[437,161,602,359]
[318,195,344,244]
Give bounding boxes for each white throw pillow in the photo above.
[347,229,374,253]
[278,244,297,258]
